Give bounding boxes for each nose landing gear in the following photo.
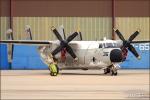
[104,68,110,74]
[104,64,119,76]
[110,67,118,76]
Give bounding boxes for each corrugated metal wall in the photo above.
[116,17,149,41]
[12,17,112,40]
[0,17,10,40]
[1,17,149,41]
[1,0,149,41]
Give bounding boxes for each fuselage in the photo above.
[39,40,123,70]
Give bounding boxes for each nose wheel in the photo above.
[104,65,118,76]
[104,68,110,74]
[110,68,117,76]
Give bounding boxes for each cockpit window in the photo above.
[105,43,113,48]
[99,43,118,48]
[113,43,118,47]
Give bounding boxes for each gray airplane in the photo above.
[0,26,148,76]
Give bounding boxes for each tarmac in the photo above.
[0,69,149,99]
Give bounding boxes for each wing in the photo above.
[131,40,150,43]
[0,40,55,45]
[0,39,79,51]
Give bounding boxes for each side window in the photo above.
[113,43,118,47]
[105,43,113,48]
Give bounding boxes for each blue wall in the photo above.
[0,44,9,69]
[11,45,48,69]
[120,43,150,69]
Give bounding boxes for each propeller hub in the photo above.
[60,40,68,46]
[123,40,130,48]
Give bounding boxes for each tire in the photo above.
[104,68,110,74]
[50,72,57,76]
[114,72,117,76]
[110,70,117,76]
[110,70,114,76]
[104,69,107,74]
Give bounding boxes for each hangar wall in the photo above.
[0,0,149,69]
[0,17,10,40]
[10,17,150,41]
[1,17,149,41]
[1,0,149,41]
[116,17,149,40]
[12,17,112,40]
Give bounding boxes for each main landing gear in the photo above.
[104,65,118,76]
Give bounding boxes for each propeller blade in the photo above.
[51,45,63,56]
[67,32,78,43]
[51,26,63,41]
[63,28,66,40]
[66,45,77,59]
[128,31,139,42]
[114,29,126,41]
[128,44,141,60]
[79,32,82,40]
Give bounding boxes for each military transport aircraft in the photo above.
[0,25,149,76]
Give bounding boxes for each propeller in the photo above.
[114,28,141,60]
[51,26,79,60]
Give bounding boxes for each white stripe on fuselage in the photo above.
[67,40,122,49]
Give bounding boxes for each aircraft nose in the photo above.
[110,49,123,62]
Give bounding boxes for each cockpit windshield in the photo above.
[105,43,113,48]
[99,42,118,48]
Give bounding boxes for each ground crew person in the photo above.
[49,57,59,76]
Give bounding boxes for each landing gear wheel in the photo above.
[50,72,57,76]
[104,68,110,74]
[110,69,117,76]
[49,64,59,76]
[114,72,117,76]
